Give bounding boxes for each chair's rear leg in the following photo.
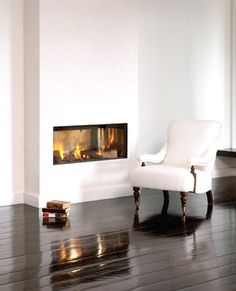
[162,190,169,215]
[133,187,140,210]
[161,192,169,216]
[163,190,169,201]
[206,205,213,219]
[180,192,188,216]
[206,190,213,205]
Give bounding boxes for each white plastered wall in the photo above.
[38,0,138,207]
[138,0,230,152]
[138,0,232,178]
[0,0,24,206]
[24,0,40,206]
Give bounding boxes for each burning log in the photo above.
[81,150,103,160]
[53,150,64,164]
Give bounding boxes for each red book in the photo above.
[43,212,68,218]
[42,207,70,214]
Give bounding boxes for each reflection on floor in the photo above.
[1,176,236,290]
[50,231,129,289]
[133,201,213,236]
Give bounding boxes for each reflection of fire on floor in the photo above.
[50,231,130,289]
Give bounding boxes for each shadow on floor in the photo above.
[133,200,213,237]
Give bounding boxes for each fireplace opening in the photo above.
[53,123,127,165]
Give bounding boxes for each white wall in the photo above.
[138,0,230,154]
[24,0,40,206]
[231,0,236,147]
[38,0,138,207]
[0,0,24,206]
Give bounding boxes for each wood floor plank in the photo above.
[1,177,236,290]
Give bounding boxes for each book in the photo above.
[45,220,71,229]
[45,223,71,229]
[42,207,70,214]
[46,200,71,209]
[43,212,68,218]
[42,217,68,225]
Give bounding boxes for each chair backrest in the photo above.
[163,120,221,172]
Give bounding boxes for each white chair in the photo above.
[129,120,221,215]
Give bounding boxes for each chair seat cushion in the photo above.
[129,165,212,193]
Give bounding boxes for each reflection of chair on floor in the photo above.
[130,120,221,215]
[133,199,213,236]
[133,201,214,261]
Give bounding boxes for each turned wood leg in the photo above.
[180,192,188,216]
[133,187,140,210]
[161,199,169,215]
[163,190,169,201]
[206,190,213,205]
[161,190,169,215]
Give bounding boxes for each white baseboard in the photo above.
[0,192,24,206]
[230,168,236,176]
[81,185,131,202]
[38,184,131,208]
[213,168,235,178]
[24,192,40,208]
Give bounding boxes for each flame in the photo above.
[68,238,82,260]
[96,233,104,257]
[97,144,105,155]
[54,143,64,160]
[59,241,67,261]
[109,128,115,146]
[74,144,81,159]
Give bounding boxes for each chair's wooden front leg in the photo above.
[180,192,188,216]
[206,190,213,205]
[133,187,140,210]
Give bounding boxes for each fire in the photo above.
[53,143,64,160]
[74,144,81,159]
[109,128,115,146]
[59,241,67,261]
[68,238,82,260]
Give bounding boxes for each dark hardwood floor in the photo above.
[1,177,236,290]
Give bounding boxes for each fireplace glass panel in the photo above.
[53,123,127,165]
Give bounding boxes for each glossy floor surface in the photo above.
[1,177,236,290]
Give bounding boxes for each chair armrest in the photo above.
[189,141,218,167]
[139,143,167,163]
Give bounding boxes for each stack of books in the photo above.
[42,200,71,227]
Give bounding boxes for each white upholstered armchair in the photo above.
[129,120,221,215]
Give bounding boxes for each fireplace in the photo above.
[53,123,127,165]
